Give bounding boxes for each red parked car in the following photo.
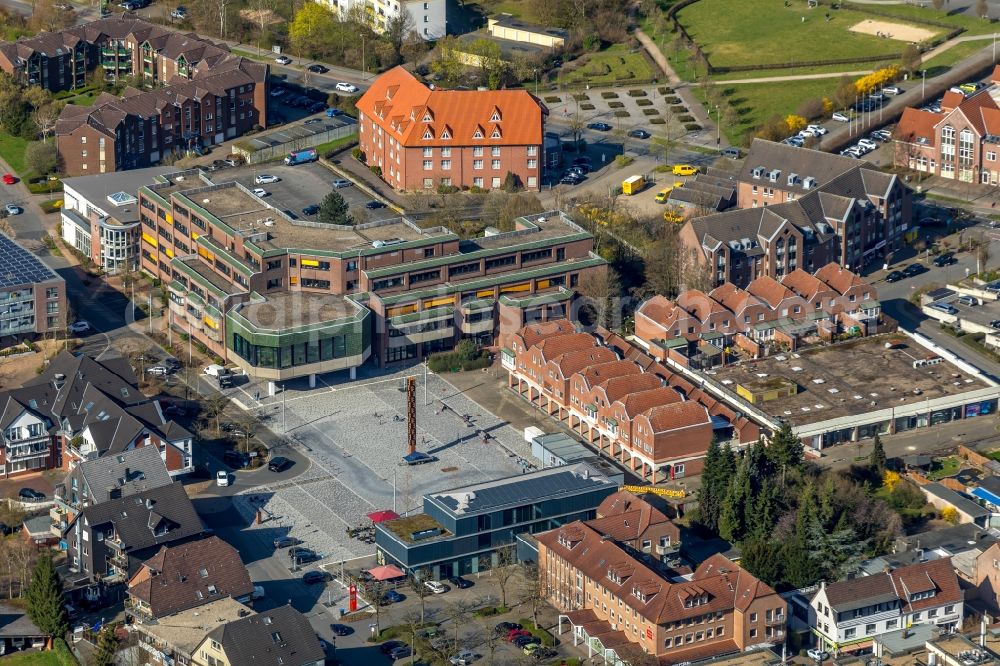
[507,629,530,642]
[2,173,16,185]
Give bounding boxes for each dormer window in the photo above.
[423,113,433,122]
[607,569,622,584]
[473,127,484,140]
[422,128,433,140]
[491,127,502,139]
[490,108,501,122]
[441,127,451,140]
[910,590,936,601]
[632,587,648,603]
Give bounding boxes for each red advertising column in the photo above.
[349,584,357,612]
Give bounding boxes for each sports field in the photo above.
[676,0,944,69]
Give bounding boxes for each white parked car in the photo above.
[4,203,21,215]
[832,112,850,122]
[146,365,168,376]
[274,55,291,65]
[255,174,279,184]
[68,321,91,334]
[424,580,447,594]
[216,470,229,487]
[857,139,878,151]
[807,648,829,661]
[806,124,828,135]
[335,82,358,93]
[450,651,479,665]
[204,364,229,377]
[883,85,902,95]
[251,187,269,197]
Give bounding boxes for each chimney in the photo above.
[124,468,130,482]
[53,373,66,390]
[145,498,154,510]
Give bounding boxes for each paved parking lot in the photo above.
[230,367,536,570]
[210,162,396,224]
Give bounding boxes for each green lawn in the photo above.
[558,44,655,86]
[850,2,1000,36]
[922,38,992,73]
[63,92,99,107]
[704,78,837,145]
[675,0,942,69]
[0,653,62,666]
[0,130,29,176]
[927,455,961,481]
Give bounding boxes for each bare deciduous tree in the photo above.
[408,571,431,624]
[361,579,389,634]
[492,544,518,610]
[33,104,61,143]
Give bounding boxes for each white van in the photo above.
[204,364,230,377]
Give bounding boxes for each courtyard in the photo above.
[230,366,540,567]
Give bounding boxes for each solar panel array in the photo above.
[0,234,59,289]
[436,465,606,514]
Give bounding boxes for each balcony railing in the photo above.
[7,442,50,460]
[766,615,786,626]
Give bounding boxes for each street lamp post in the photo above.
[714,104,720,148]
[922,69,926,98]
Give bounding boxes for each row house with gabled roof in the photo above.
[502,320,760,482]
[356,66,545,192]
[635,263,879,362]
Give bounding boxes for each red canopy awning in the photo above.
[367,510,400,524]
[367,564,405,581]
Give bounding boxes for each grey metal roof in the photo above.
[0,233,63,289]
[73,446,172,505]
[429,461,614,516]
[205,605,325,666]
[921,482,990,519]
[62,167,175,225]
[0,604,43,638]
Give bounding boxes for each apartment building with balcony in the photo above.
[635,264,881,364]
[0,352,194,479]
[356,66,545,192]
[501,320,760,482]
[587,491,681,565]
[894,66,1000,185]
[810,558,963,656]
[0,233,66,343]
[127,536,254,624]
[322,0,446,39]
[133,167,604,383]
[541,518,786,665]
[63,482,205,601]
[679,140,910,288]
[0,16,242,93]
[61,167,175,274]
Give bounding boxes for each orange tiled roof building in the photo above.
[356,66,546,192]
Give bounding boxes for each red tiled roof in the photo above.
[941,90,966,112]
[709,283,762,315]
[534,332,596,364]
[553,347,618,379]
[891,557,963,613]
[577,360,641,390]
[813,264,864,295]
[939,90,1000,135]
[746,276,795,309]
[896,107,943,145]
[515,319,576,349]
[676,289,727,321]
[643,401,711,434]
[638,295,684,327]
[594,373,662,406]
[781,268,829,300]
[615,387,683,419]
[589,491,679,544]
[356,66,544,147]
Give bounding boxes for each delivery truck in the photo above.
[285,148,318,166]
[622,174,645,195]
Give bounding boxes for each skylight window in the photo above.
[107,191,138,207]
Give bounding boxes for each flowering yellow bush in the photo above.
[822,97,833,114]
[854,66,901,96]
[785,115,807,133]
[882,469,902,491]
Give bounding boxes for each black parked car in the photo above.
[330,623,352,636]
[885,270,905,283]
[268,456,292,472]
[273,536,299,548]
[586,122,612,131]
[389,646,412,660]
[449,576,472,589]
[302,204,320,215]
[307,64,330,74]
[302,570,330,584]
[903,263,926,277]
[628,128,651,139]
[18,488,44,501]
[289,547,318,562]
[933,252,956,267]
[494,622,522,635]
[365,200,385,209]
[513,636,540,648]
